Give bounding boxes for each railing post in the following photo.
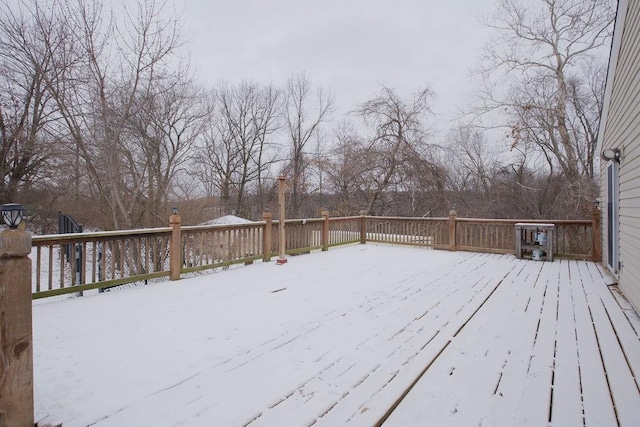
[276,176,287,265]
[449,210,457,251]
[322,210,330,251]
[0,222,34,426]
[592,205,602,262]
[169,211,182,280]
[263,211,272,262]
[360,210,368,244]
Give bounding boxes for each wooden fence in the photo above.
[30,210,601,299]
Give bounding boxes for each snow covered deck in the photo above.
[33,244,640,426]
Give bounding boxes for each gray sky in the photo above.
[176,0,497,137]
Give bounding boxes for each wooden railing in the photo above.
[30,210,601,299]
[273,218,324,255]
[32,228,172,299]
[181,223,266,273]
[328,216,363,247]
[455,218,594,258]
[363,213,599,260]
[365,217,450,249]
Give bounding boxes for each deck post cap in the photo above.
[0,229,31,258]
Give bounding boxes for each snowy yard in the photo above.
[33,244,640,426]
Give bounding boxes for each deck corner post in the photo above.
[169,211,182,280]
[263,211,273,262]
[360,210,368,244]
[321,210,330,251]
[0,224,34,426]
[592,205,602,262]
[449,210,457,251]
[276,176,287,265]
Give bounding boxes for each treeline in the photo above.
[0,0,614,230]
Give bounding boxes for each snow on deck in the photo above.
[33,244,640,426]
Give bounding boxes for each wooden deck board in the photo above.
[254,253,521,426]
[563,260,617,426]
[485,261,550,426]
[550,260,584,426]
[577,261,640,426]
[32,246,640,427]
[590,264,640,385]
[385,257,640,427]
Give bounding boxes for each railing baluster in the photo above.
[48,245,53,291]
[91,242,96,283]
[59,244,65,289]
[36,247,41,293]
[110,240,117,279]
[82,242,87,284]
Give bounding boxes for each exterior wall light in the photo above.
[601,148,621,163]
[1,203,25,229]
[172,207,178,215]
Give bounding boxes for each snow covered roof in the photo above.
[200,215,254,226]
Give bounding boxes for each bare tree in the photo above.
[196,81,281,218]
[445,125,503,214]
[477,0,615,185]
[19,0,195,229]
[444,123,594,219]
[400,152,448,217]
[355,86,434,215]
[0,0,59,204]
[323,122,370,215]
[126,74,210,227]
[284,72,333,218]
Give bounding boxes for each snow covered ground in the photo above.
[32,244,640,426]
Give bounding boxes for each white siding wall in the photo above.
[600,0,640,312]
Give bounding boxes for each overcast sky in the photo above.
[175,0,498,138]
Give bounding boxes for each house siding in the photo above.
[599,0,640,312]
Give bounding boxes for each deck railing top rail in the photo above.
[365,216,449,221]
[32,227,173,244]
[367,216,592,225]
[454,217,592,225]
[181,222,266,233]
